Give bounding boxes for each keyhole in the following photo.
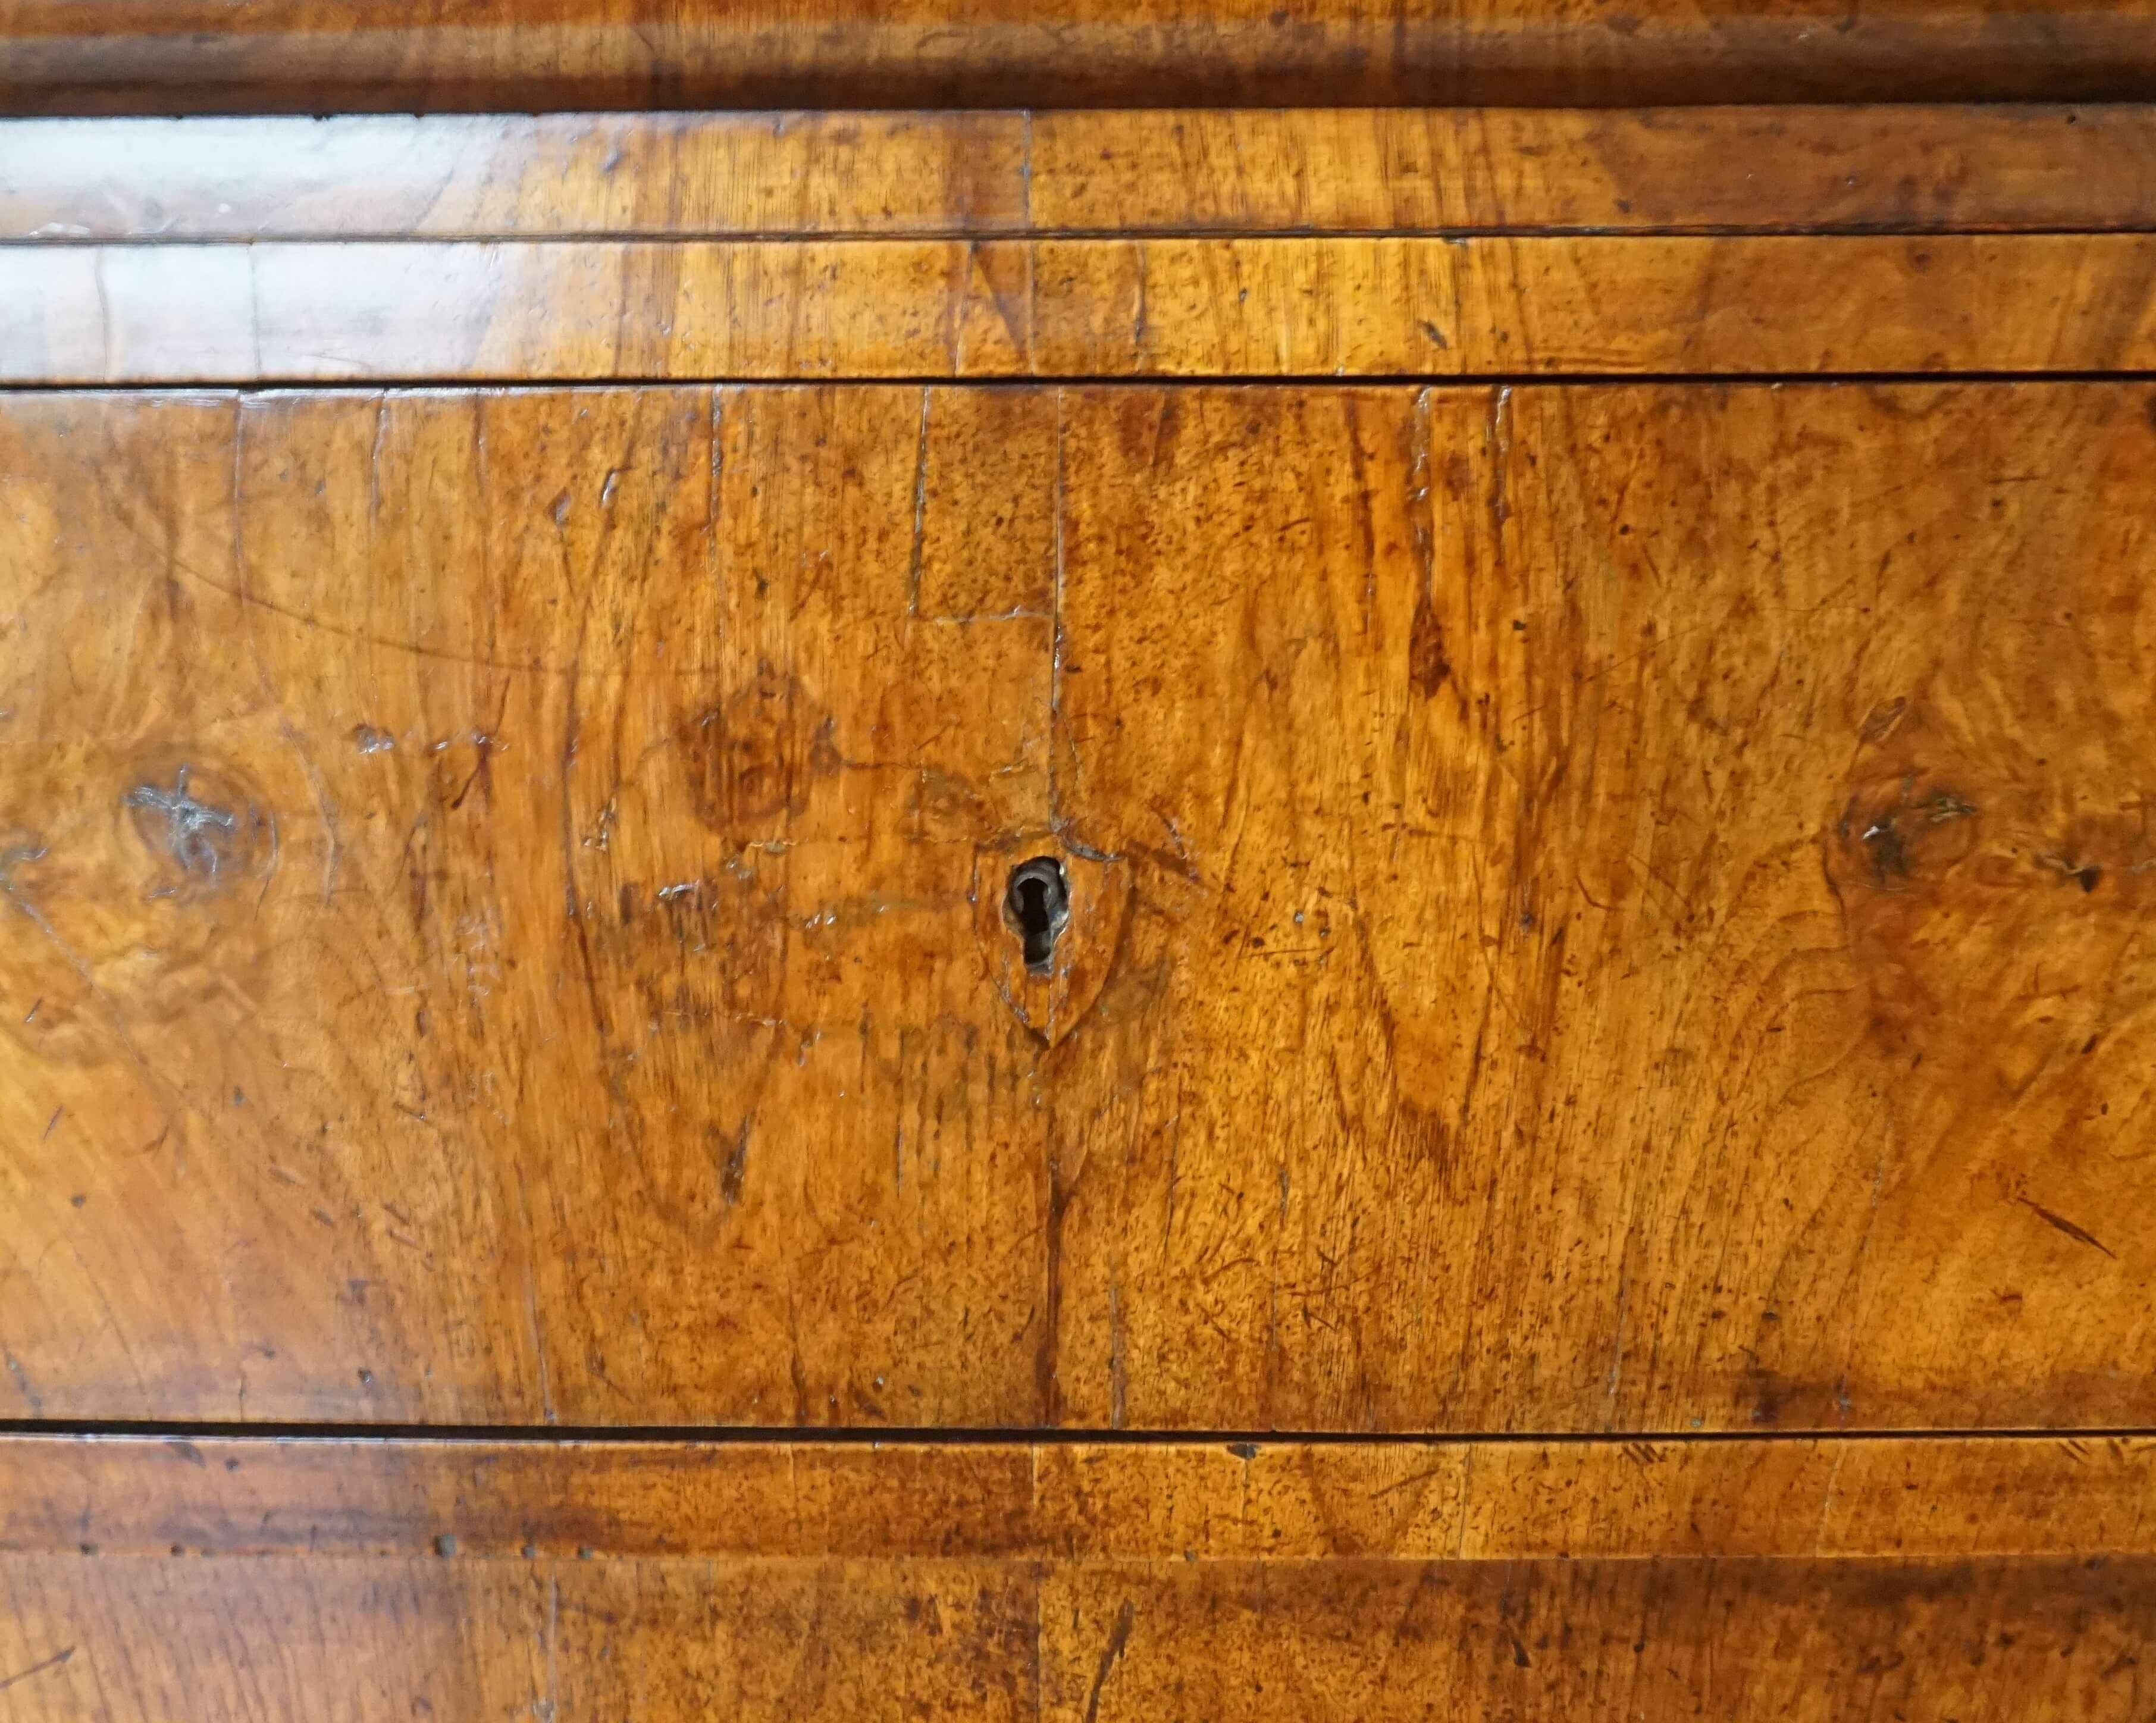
[1004,857,1070,976]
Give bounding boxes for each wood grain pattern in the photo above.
[1048,380,2156,1432]
[12,233,2156,383]
[4,1435,2153,1561]
[0,242,1036,383]
[1029,105,2156,236]
[4,0,2156,112]
[5,381,2156,1433]
[0,1553,1038,1723]
[1025,234,2156,375]
[11,107,2156,242]
[2,1549,2151,1721]
[5,93,2151,1723]
[0,386,1051,1426]
[1,1433,2150,1721]
[1037,1556,2156,1723]
[0,113,1030,241]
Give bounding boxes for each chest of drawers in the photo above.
[2,90,2154,1721]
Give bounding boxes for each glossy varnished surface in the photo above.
[6,1434,2155,1559]
[0,112,1031,241]
[4,0,2156,112]
[0,387,1051,1427]
[3,383,2152,1431]
[14,106,2156,386]
[0,1434,2151,1720]
[1049,381,2156,1431]
[10,1549,2148,1721]
[7,107,2154,241]
[11,234,2156,383]
[5,97,2155,1720]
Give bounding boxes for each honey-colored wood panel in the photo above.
[1027,233,2156,375]
[11,234,2156,384]
[1048,381,2156,1432]
[2,1545,2147,1722]
[913,387,1061,621]
[0,113,1029,242]
[4,0,2156,112]
[0,242,1036,384]
[0,1439,1044,1559]
[0,1553,1039,1723]
[5,1435,2152,1561]
[0,1556,552,1721]
[547,1559,1041,1723]
[1030,105,2156,236]
[12,108,2156,243]
[0,386,1049,1425]
[1038,1556,2156,1723]
[7,383,2156,1433]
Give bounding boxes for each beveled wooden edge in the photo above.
[4,1434,2151,1561]
[2,7,2154,112]
[5,107,2155,242]
[7,234,2156,383]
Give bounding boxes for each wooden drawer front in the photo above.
[2,378,2148,1432]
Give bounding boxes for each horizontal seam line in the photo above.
[5,369,2156,394]
[4,225,2154,246]
[1,1420,2150,1446]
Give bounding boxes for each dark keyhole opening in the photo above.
[1004,857,1070,977]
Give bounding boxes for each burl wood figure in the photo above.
[0,29,2152,1723]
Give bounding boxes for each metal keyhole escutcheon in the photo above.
[1004,856,1070,976]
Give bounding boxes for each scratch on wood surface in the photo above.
[1024,238,1042,378]
[785,1279,811,1424]
[1835,1141,1894,1427]
[2016,1195,2118,1260]
[366,391,390,525]
[539,1570,560,1723]
[1082,1599,1136,1723]
[1486,383,1512,567]
[170,550,610,677]
[1812,1442,1849,1557]
[974,240,1035,361]
[1131,242,1148,354]
[1367,1464,1453,1503]
[245,245,264,375]
[1040,1151,1070,1423]
[1019,111,1034,231]
[1452,1444,1479,1558]
[280,719,341,904]
[1048,386,1068,829]
[4,1350,42,1413]
[92,249,112,378]
[0,1647,74,1695]
[1600,1252,1632,1425]
[1108,1277,1129,1429]
[513,1166,557,1425]
[905,385,932,615]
